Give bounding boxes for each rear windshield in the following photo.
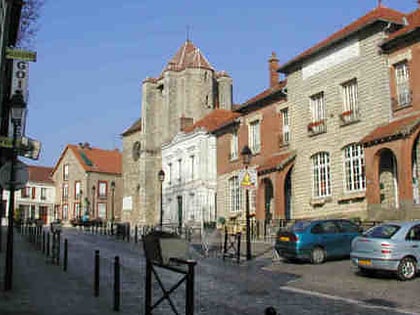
[289,221,311,232]
[363,224,400,239]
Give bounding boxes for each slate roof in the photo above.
[27,165,54,183]
[121,118,141,137]
[361,113,420,146]
[182,109,240,133]
[52,144,122,176]
[279,6,405,73]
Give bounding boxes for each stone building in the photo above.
[276,4,420,220]
[51,143,122,223]
[161,109,239,230]
[121,40,233,226]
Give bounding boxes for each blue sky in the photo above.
[25,0,416,167]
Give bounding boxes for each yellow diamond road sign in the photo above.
[239,168,257,189]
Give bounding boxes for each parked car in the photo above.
[351,221,420,281]
[275,219,361,264]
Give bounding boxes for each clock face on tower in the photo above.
[132,141,141,161]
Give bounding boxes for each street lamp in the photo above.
[4,90,27,291]
[110,181,115,235]
[241,145,252,261]
[158,170,165,229]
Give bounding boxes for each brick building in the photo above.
[51,143,122,223]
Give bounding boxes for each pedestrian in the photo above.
[265,306,277,315]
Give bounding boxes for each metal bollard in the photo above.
[46,232,50,257]
[42,231,45,253]
[135,225,138,244]
[113,256,120,311]
[63,239,68,272]
[186,261,196,315]
[237,233,241,264]
[94,250,100,297]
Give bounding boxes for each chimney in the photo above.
[180,116,194,131]
[269,52,279,88]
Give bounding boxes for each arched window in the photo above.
[312,152,331,198]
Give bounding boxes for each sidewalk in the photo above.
[0,228,116,315]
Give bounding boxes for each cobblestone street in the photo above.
[0,227,419,314]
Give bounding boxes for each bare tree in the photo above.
[16,0,45,49]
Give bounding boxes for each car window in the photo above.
[290,221,311,232]
[406,225,420,241]
[311,224,323,234]
[338,220,359,233]
[320,221,339,233]
[363,224,400,239]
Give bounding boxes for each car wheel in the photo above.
[311,246,325,264]
[397,257,417,281]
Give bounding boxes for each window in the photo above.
[230,131,238,160]
[178,159,182,182]
[395,61,411,107]
[406,225,420,241]
[312,152,331,198]
[308,92,326,133]
[340,79,358,122]
[98,203,106,219]
[40,188,47,200]
[281,108,290,145]
[74,181,81,199]
[98,181,107,199]
[74,203,81,218]
[229,176,242,212]
[249,120,261,154]
[343,144,366,192]
[62,183,69,201]
[62,204,68,221]
[63,164,69,181]
[21,187,30,198]
[31,187,36,199]
[168,163,172,185]
[190,155,195,180]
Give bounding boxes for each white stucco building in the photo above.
[161,109,239,229]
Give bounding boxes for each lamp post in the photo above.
[92,185,96,219]
[4,90,27,291]
[241,145,252,261]
[158,170,165,229]
[110,181,115,235]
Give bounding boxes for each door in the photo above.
[39,206,48,224]
[312,221,341,257]
[336,220,360,256]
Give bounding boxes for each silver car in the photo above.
[350,221,420,280]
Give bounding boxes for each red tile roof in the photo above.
[53,144,122,176]
[279,6,405,73]
[183,109,240,133]
[361,113,420,145]
[257,151,296,174]
[381,9,420,47]
[27,165,54,183]
[121,118,141,137]
[163,40,213,72]
[240,81,287,108]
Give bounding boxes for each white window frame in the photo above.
[343,144,366,192]
[312,152,331,198]
[342,79,358,116]
[62,204,68,221]
[281,108,290,144]
[75,181,81,199]
[395,61,411,107]
[177,159,182,182]
[310,92,325,123]
[98,181,107,199]
[249,120,261,154]
[168,163,172,185]
[230,131,238,160]
[41,187,47,200]
[190,155,195,180]
[63,164,69,181]
[63,183,69,200]
[98,203,106,219]
[229,176,242,213]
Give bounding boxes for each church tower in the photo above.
[121,40,233,225]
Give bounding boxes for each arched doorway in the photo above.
[378,149,399,209]
[412,135,420,205]
[263,178,273,237]
[284,167,292,220]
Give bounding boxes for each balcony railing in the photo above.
[307,120,326,135]
[339,109,360,125]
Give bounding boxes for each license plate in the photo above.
[358,259,371,266]
[280,236,290,242]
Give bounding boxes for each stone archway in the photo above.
[378,149,399,209]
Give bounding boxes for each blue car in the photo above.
[275,219,361,264]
